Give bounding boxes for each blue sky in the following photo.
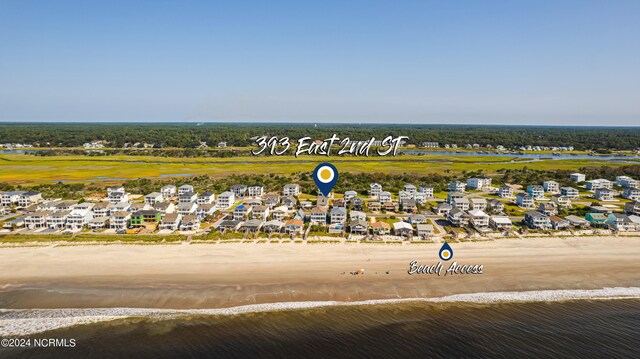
[1,1,639,125]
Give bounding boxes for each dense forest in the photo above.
[1,123,639,150]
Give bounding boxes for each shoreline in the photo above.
[1,287,640,336]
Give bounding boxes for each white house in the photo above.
[370,183,382,199]
[378,191,392,203]
[179,215,201,232]
[468,209,489,228]
[197,192,215,204]
[470,198,487,211]
[178,184,194,195]
[233,205,252,221]
[179,191,198,203]
[560,187,579,199]
[107,186,128,204]
[18,192,42,207]
[310,207,328,224]
[570,173,586,182]
[524,211,551,229]
[448,181,466,192]
[452,197,470,211]
[586,179,612,191]
[247,185,264,197]
[403,184,417,194]
[467,177,491,190]
[527,185,545,199]
[110,211,131,230]
[330,207,347,224]
[594,188,614,201]
[622,187,640,201]
[231,185,247,198]
[418,185,434,198]
[159,213,182,231]
[217,191,236,209]
[144,192,163,205]
[616,176,638,189]
[177,202,198,215]
[490,215,512,230]
[283,184,300,196]
[498,186,514,198]
[161,185,176,198]
[543,181,560,193]
[516,193,535,208]
[66,209,93,230]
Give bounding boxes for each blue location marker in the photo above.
[438,242,454,261]
[313,162,339,197]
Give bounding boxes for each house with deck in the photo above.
[283,184,300,197]
[560,187,579,199]
[179,215,200,231]
[161,185,176,198]
[369,183,382,199]
[543,181,560,193]
[217,191,236,209]
[524,211,551,229]
[498,186,514,198]
[159,213,182,231]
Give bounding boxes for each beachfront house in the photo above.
[241,219,264,233]
[350,219,369,235]
[247,185,264,198]
[570,173,586,182]
[549,216,570,230]
[88,217,109,230]
[47,210,70,229]
[490,215,512,231]
[468,209,490,229]
[594,188,615,201]
[161,185,177,198]
[564,215,590,228]
[110,211,131,230]
[283,184,300,197]
[560,187,579,199]
[284,218,304,234]
[144,192,163,205]
[66,209,93,230]
[178,184,194,195]
[310,207,328,224]
[159,213,182,231]
[130,210,162,228]
[371,221,391,235]
[607,213,634,231]
[217,191,236,209]
[516,193,535,208]
[370,183,382,199]
[263,220,284,233]
[498,185,514,198]
[179,215,201,232]
[25,211,50,229]
[585,213,608,227]
[543,181,560,193]
[524,211,551,230]
[216,220,240,232]
[416,224,434,238]
[527,185,545,199]
[448,181,466,192]
[393,221,413,237]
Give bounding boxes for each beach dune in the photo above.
[0,236,639,309]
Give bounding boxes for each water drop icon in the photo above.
[438,242,453,261]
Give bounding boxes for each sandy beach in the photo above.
[0,236,639,310]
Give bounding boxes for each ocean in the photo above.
[1,296,639,358]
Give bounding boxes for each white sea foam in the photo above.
[2,287,639,337]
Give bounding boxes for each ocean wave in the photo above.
[2,287,640,337]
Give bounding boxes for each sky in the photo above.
[0,0,639,125]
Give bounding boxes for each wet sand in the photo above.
[0,236,639,309]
